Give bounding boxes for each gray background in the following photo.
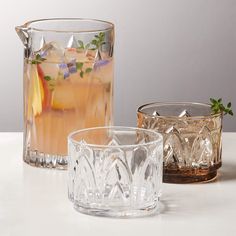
[0,0,235,131]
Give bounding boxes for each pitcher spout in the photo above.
[15,25,29,47]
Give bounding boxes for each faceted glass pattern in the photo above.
[137,102,222,183]
[68,127,163,217]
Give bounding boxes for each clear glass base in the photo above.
[73,201,159,218]
[24,149,67,169]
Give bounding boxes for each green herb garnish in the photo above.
[31,54,46,64]
[78,40,90,50]
[78,32,105,51]
[76,62,83,70]
[76,62,84,78]
[85,67,92,73]
[44,75,52,81]
[78,40,85,49]
[74,33,106,77]
[77,32,105,60]
[210,98,233,116]
[76,62,93,78]
[80,71,84,78]
[43,75,55,90]
[91,32,105,50]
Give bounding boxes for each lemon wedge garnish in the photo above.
[27,65,44,117]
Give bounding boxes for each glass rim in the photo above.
[18,18,114,33]
[137,102,222,120]
[68,126,163,149]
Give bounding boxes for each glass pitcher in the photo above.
[16,18,114,169]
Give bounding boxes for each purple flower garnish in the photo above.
[59,63,70,79]
[59,63,68,69]
[67,59,77,74]
[40,51,48,58]
[94,60,109,70]
[64,71,70,79]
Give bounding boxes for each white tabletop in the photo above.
[0,132,236,236]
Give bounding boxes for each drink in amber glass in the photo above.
[16,19,114,169]
[137,102,222,183]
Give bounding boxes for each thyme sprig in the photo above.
[78,32,105,60]
[31,54,46,64]
[76,62,92,78]
[30,33,104,79]
[91,32,105,50]
[210,98,233,116]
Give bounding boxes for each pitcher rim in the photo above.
[17,18,114,33]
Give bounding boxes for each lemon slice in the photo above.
[27,65,44,117]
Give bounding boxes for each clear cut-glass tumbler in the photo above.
[68,126,163,217]
[16,18,114,169]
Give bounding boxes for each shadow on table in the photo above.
[218,162,236,182]
[159,199,179,215]
[155,198,195,219]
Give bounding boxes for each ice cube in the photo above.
[38,62,59,80]
[93,59,113,83]
[37,42,66,79]
[64,48,88,63]
[40,41,65,63]
[86,49,98,61]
